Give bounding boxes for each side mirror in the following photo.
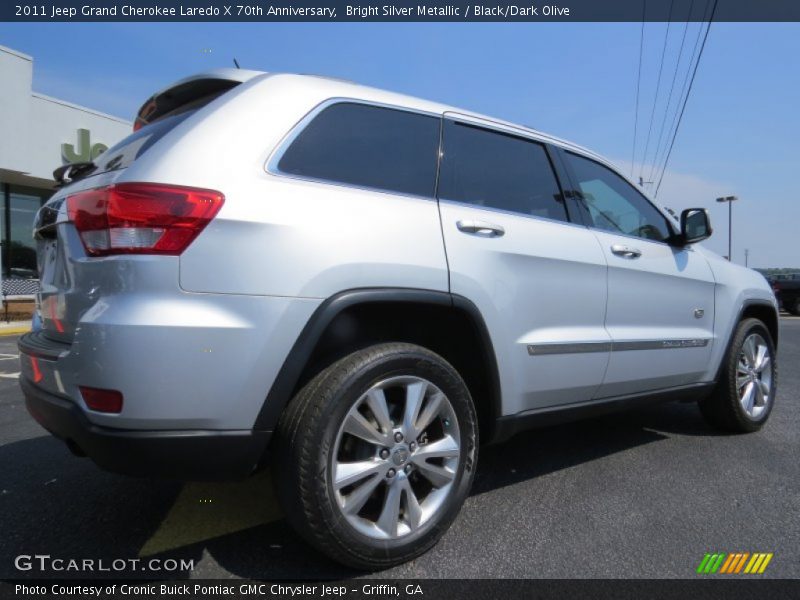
[674,208,712,245]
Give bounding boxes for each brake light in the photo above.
[67,183,224,256]
[80,386,124,413]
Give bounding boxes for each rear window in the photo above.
[92,110,195,175]
[93,80,241,176]
[276,102,440,198]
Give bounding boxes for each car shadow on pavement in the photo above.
[0,400,722,580]
[470,400,727,497]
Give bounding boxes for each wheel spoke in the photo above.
[343,410,389,446]
[736,375,750,390]
[414,391,445,437]
[341,472,383,515]
[403,381,428,438]
[743,337,757,366]
[753,381,765,407]
[755,351,771,374]
[754,345,768,371]
[412,434,460,461]
[413,460,456,488]
[736,362,749,377]
[365,388,393,435]
[741,381,756,414]
[377,480,402,536]
[757,380,770,405]
[402,479,423,531]
[334,459,385,490]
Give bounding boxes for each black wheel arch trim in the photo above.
[253,287,503,438]
[713,298,779,383]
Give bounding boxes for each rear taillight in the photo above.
[80,386,124,413]
[67,183,224,257]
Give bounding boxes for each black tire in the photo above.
[699,318,777,432]
[271,342,478,570]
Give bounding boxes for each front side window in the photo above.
[438,120,568,222]
[277,102,440,197]
[565,152,673,242]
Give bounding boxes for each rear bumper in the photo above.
[21,377,270,480]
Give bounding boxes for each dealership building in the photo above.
[0,45,130,308]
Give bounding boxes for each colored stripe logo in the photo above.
[697,552,773,574]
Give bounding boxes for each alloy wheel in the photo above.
[736,333,773,419]
[331,376,461,540]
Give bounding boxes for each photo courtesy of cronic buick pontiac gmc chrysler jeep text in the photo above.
[19,69,779,569]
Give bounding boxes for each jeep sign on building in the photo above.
[0,45,130,286]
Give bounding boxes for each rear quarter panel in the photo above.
[121,74,449,298]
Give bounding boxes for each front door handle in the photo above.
[456,220,505,237]
[611,244,642,258]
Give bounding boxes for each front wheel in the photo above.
[272,343,478,569]
[699,318,777,432]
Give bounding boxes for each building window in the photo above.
[2,184,51,280]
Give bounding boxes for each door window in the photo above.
[438,120,569,222]
[565,152,673,241]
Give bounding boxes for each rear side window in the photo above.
[438,120,568,222]
[277,103,440,197]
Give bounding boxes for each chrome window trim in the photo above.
[265,96,674,237]
[443,111,570,150]
[265,97,441,202]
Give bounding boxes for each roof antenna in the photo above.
[233,58,241,69]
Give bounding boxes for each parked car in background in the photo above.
[769,273,800,315]
[19,70,780,569]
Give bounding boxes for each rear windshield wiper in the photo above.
[53,161,97,187]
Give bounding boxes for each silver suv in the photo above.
[20,69,779,569]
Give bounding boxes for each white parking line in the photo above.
[0,354,19,360]
[0,372,20,379]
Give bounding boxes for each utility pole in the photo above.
[745,249,749,267]
[716,196,739,261]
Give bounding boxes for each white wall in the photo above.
[0,46,33,175]
[0,45,131,187]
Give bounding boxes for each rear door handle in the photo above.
[456,220,505,237]
[610,244,642,258]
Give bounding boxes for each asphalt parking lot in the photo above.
[1,318,798,580]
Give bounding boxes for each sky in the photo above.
[0,21,797,267]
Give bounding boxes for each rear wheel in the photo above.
[699,318,777,432]
[272,343,478,569]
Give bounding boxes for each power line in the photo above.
[648,0,695,184]
[638,0,675,183]
[652,0,712,188]
[654,0,719,198]
[630,0,647,178]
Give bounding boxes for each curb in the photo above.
[0,327,29,337]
